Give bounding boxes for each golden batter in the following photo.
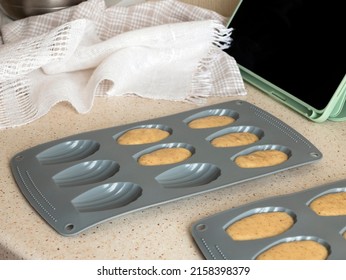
[226,212,294,241]
[117,128,170,145]
[256,240,329,260]
[235,150,288,168]
[138,147,192,166]
[188,115,235,129]
[309,192,346,216]
[211,132,259,147]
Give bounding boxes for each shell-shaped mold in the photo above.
[133,142,195,162]
[253,236,331,260]
[36,140,100,165]
[53,160,119,187]
[224,207,296,241]
[113,124,172,144]
[183,108,239,127]
[231,144,292,168]
[155,163,221,188]
[71,182,142,212]
[206,126,264,147]
[232,144,292,159]
[307,187,346,216]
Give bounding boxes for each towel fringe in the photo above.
[212,21,233,50]
[188,21,234,103]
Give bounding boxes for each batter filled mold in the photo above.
[191,180,346,260]
[225,207,296,240]
[184,108,239,129]
[232,144,291,168]
[254,236,330,260]
[114,124,172,145]
[307,188,346,216]
[11,100,322,236]
[206,126,264,148]
[133,143,195,166]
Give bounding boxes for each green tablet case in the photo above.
[227,1,346,123]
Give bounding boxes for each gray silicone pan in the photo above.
[191,179,346,260]
[10,100,322,236]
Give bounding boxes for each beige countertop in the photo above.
[1,0,345,261]
[1,82,346,260]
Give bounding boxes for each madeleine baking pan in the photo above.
[191,179,346,260]
[10,100,322,236]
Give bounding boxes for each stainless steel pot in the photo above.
[0,0,86,19]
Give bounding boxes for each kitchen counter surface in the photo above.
[1,82,346,259]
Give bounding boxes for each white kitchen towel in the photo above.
[0,0,246,129]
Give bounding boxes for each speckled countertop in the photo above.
[1,82,345,259]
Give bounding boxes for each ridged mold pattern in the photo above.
[155,163,221,188]
[10,100,323,236]
[72,182,142,212]
[53,160,119,187]
[36,140,100,165]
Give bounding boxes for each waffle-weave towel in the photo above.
[0,0,246,129]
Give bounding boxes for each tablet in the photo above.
[226,0,346,122]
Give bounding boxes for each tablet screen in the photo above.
[226,0,345,110]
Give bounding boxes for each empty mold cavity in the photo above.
[36,140,100,165]
[155,163,221,188]
[53,160,120,187]
[231,144,292,168]
[206,126,264,147]
[307,187,346,216]
[183,108,239,128]
[133,143,195,165]
[71,182,142,212]
[253,236,331,260]
[113,124,172,145]
[224,207,296,241]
